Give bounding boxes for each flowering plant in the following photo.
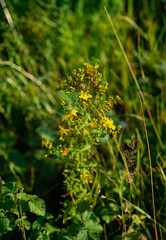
[42,63,122,222]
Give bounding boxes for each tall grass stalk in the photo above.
[139,94,158,240]
[0,0,15,32]
[104,6,164,151]
[138,28,160,239]
[104,7,161,237]
[104,7,159,238]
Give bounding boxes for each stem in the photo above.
[70,192,76,205]
[19,204,27,240]
[13,195,26,240]
[104,223,108,240]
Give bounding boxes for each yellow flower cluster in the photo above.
[59,126,69,136]
[62,109,78,121]
[80,172,93,183]
[61,148,68,156]
[101,116,116,132]
[90,118,98,128]
[79,91,92,101]
[58,63,108,96]
[42,140,53,149]
[83,128,88,135]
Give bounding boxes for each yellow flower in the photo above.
[61,101,67,106]
[62,148,68,156]
[74,126,79,135]
[62,114,70,121]
[83,128,88,135]
[80,172,89,181]
[62,109,78,121]
[102,117,116,131]
[42,140,53,149]
[79,91,92,101]
[89,178,93,183]
[42,140,46,147]
[90,118,97,128]
[70,109,78,116]
[94,63,99,69]
[112,134,116,139]
[60,80,67,88]
[80,172,93,183]
[59,126,69,136]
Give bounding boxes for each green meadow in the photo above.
[0,0,165,239]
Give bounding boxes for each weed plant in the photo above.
[43,63,121,222]
[0,0,166,239]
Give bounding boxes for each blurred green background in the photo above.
[0,0,165,238]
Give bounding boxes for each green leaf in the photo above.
[43,213,54,221]
[57,228,74,240]
[32,218,45,230]
[76,230,88,240]
[6,215,16,232]
[36,232,44,240]
[23,219,31,230]
[9,207,18,215]
[0,198,15,210]
[15,217,31,230]
[29,198,46,216]
[76,200,90,214]
[66,222,83,236]
[100,203,120,224]
[44,223,59,233]
[85,220,103,233]
[0,133,16,148]
[18,192,37,201]
[36,124,55,140]
[29,229,41,239]
[0,212,10,234]
[2,182,18,194]
[88,232,100,240]
[124,231,145,240]
[15,217,24,226]
[37,231,51,240]
[82,211,99,223]
[132,214,141,225]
